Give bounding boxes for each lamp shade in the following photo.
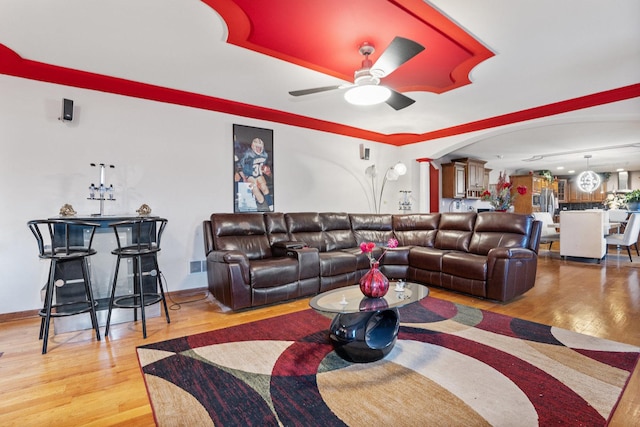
[344,85,391,106]
[393,162,407,176]
[365,164,377,178]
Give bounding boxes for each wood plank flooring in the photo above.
[0,247,638,426]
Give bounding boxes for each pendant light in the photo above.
[576,155,601,193]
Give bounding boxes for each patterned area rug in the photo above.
[137,297,640,426]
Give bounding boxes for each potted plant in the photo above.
[481,171,527,211]
[625,189,640,211]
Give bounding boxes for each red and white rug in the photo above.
[137,297,639,426]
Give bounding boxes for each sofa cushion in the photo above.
[264,212,290,246]
[349,214,394,245]
[321,212,357,251]
[250,257,300,289]
[393,213,440,247]
[211,213,271,260]
[442,252,487,280]
[434,213,476,252]
[286,212,326,251]
[469,212,532,255]
[319,251,358,276]
[409,247,446,272]
[341,247,374,270]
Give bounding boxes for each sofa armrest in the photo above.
[207,250,250,283]
[486,247,537,301]
[286,247,320,279]
[205,250,252,310]
[488,247,535,260]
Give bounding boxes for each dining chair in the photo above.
[607,209,629,233]
[605,213,640,262]
[532,212,559,250]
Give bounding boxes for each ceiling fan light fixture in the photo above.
[344,84,391,106]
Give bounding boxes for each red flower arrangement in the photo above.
[481,171,527,211]
[360,238,399,265]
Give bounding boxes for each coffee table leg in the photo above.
[329,308,399,363]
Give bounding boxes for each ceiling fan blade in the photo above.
[372,37,425,77]
[385,90,415,111]
[288,85,343,97]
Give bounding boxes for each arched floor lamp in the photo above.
[365,162,407,213]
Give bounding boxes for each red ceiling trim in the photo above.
[0,44,389,141]
[1,44,637,147]
[406,83,640,144]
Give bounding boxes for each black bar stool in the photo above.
[27,219,102,354]
[105,218,170,338]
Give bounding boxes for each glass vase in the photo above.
[359,262,389,298]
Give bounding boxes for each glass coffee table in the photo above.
[309,281,429,363]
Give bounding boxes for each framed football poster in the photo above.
[233,124,274,212]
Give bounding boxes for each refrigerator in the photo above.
[539,187,557,215]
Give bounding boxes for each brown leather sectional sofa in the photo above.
[202,212,542,311]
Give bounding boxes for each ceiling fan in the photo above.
[289,36,425,110]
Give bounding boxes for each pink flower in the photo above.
[360,238,398,265]
[360,241,376,253]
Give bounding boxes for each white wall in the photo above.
[0,75,412,314]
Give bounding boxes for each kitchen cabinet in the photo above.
[510,175,548,214]
[453,158,487,198]
[484,168,492,191]
[441,162,466,198]
[557,179,567,203]
[567,179,607,202]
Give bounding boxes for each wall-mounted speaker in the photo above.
[61,98,73,121]
[359,143,370,160]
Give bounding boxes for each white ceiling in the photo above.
[0,0,639,175]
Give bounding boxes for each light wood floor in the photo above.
[1,247,638,426]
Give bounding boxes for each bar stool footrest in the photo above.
[38,300,98,317]
[113,293,164,309]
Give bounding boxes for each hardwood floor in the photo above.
[0,247,638,426]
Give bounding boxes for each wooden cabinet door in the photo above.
[532,177,543,194]
[455,164,466,198]
[442,162,466,199]
[557,179,567,203]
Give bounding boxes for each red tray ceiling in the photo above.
[206,0,494,94]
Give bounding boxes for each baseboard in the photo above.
[0,287,209,324]
[0,309,40,323]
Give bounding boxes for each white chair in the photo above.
[607,209,629,233]
[560,210,607,262]
[605,213,640,262]
[532,212,560,250]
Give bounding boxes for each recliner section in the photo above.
[203,211,542,310]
